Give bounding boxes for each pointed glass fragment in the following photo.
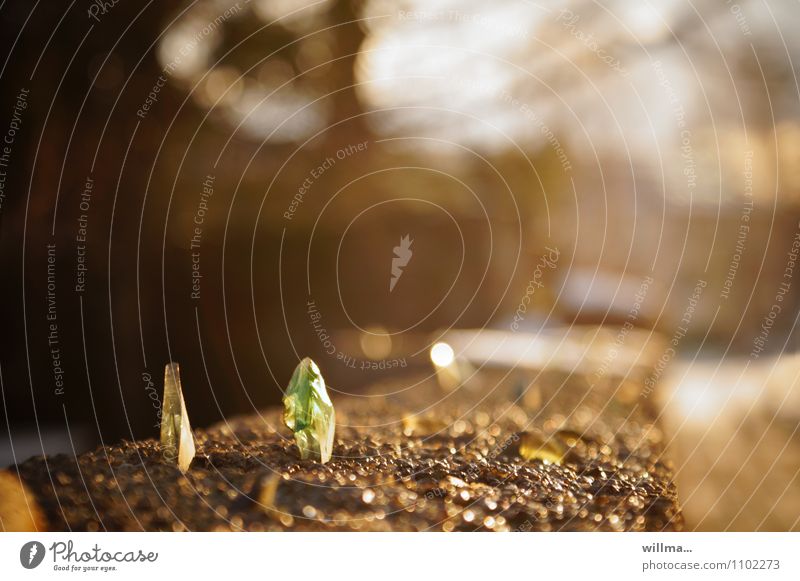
[160,362,196,472]
[283,357,335,463]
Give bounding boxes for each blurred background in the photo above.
[0,0,799,530]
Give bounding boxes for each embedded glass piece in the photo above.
[519,432,564,464]
[283,358,335,464]
[160,362,196,473]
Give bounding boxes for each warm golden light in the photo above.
[430,342,455,367]
[360,326,393,360]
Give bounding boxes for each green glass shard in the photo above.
[160,362,196,472]
[283,357,335,464]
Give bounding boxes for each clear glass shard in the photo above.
[283,357,335,464]
[160,362,196,472]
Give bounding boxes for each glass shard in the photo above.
[258,474,282,512]
[283,357,335,464]
[518,432,564,464]
[160,362,196,472]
